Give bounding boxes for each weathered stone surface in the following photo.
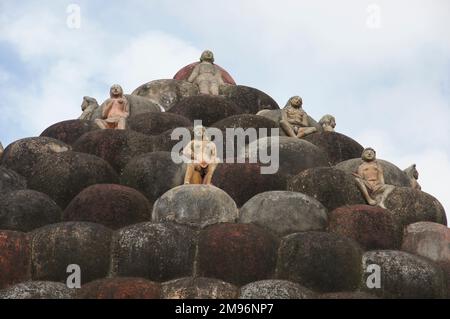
[31,222,112,284]
[111,223,197,281]
[76,277,161,299]
[335,158,411,187]
[328,205,402,250]
[0,231,30,289]
[132,79,199,111]
[174,62,236,85]
[72,129,156,173]
[384,187,447,227]
[288,167,365,211]
[219,85,279,114]
[197,223,278,285]
[63,184,152,229]
[256,109,322,134]
[276,231,363,292]
[0,166,27,194]
[247,136,329,176]
[211,114,279,131]
[128,112,192,136]
[28,151,118,208]
[0,137,70,179]
[153,126,194,152]
[153,185,238,228]
[169,95,243,126]
[304,132,364,165]
[239,191,328,236]
[239,280,316,299]
[211,163,286,207]
[91,94,162,119]
[320,291,379,299]
[162,277,238,299]
[40,119,99,145]
[361,250,446,298]
[401,222,450,269]
[120,151,185,203]
[0,190,62,232]
[0,281,75,299]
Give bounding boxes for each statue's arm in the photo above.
[182,141,193,159]
[102,100,112,118]
[187,65,199,83]
[123,98,130,117]
[378,163,385,184]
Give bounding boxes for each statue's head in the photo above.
[405,164,419,180]
[200,50,214,63]
[362,147,376,162]
[81,96,98,111]
[110,84,124,98]
[287,96,303,108]
[193,125,208,140]
[319,114,336,130]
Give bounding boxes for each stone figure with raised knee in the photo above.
[95,84,129,130]
[280,96,317,138]
[187,50,225,95]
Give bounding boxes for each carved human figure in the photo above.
[95,84,129,130]
[404,164,421,190]
[182,125,219,185]
[319,114,336,132]
[353,148,394,208]
[79,96,99,121]
[187,50,225,95]
[280,96,317,138]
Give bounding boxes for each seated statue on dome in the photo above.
[280,96,317,138]
[79,96,99,121]
[187,50,225,96]
[182,125,219,185]
[95,84,129,130]
[353,148,395,208]
[319,114,336,132]
[404,164,421,190]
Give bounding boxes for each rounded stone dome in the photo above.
[162,277,238,299]
[219,85,279,114]
[76,277,160,299]
[0,281,75,299]
[128,112,192,136]
[239,280,316,299]
[0,166,27,194]
[40,119,99,145]
[0,230,30,289]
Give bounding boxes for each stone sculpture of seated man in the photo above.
[182,125,219,185]
[95,84,129,130]
[319,114,336,132]
[79,96,99,121]
[280,96,317,138]
[187,50,225,96]
[353,147,394,208]
[404,164,421,190]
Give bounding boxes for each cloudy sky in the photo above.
[0,0,449,219]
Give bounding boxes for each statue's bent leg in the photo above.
[203,163,217,185]
[355,178,377,206]
[297,127,317,138]
[184,164,195,184]
[117,117,127,130]
[198,81,210,95]
[280,120,296,137]
[210,83,220,96]
[95,119,108,129]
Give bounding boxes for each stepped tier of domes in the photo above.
[0,52,449,299]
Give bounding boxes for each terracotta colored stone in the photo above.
[328,205,402,250]
[162,277,238,299]
[287,167,365,211]
[0,166,27,194]
[247,136,329,176]
[0,137,70,179]
[40,119,99,145]
[239,280,316,299]
[197,223,278,285]
[120,151,185,203]
[0,230,30,289]
[31,222,112,284]
[276,231,363,292]
[28,151,118,208]
[76,277,161,299]
[219,85,280,114]
[132,79,199,111]
[174,62,236,85]
[0,281,75,299]
[239,191,328,236]
[111,223,197,281]
[128,112,192,136]
[304,131,364,165]
[169,95,243,126]
[361,250,446,298]
[384,187,447,228]
[335,158,410,187]
[211,163,286,207]
[152,185,238,228]
[0,190,62,232]
[63,184,152,229]
[72,129,156,173]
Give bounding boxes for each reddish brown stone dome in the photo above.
[173,62,236,85]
